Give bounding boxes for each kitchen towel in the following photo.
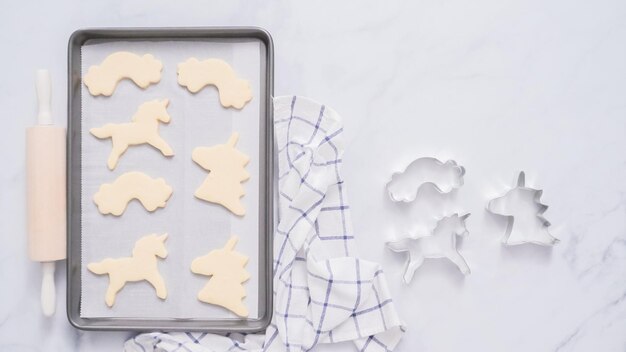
[125,96,405,351]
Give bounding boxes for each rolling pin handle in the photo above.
[36,69,52,125]
[41,261,56,317]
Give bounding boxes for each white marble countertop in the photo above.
[1,1,625,351]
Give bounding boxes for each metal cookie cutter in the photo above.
[487,171,559,246]
[386,213,471,283]
[386,157,465,202]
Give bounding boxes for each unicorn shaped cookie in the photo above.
[192,132,250,216]
[487,172,559,246]
[177,58,253,109]
[83,52,163,96]
[90,99,174,170]
[387,213,471,283]
[93,171,173,216]
[88,233,168,307]
[191,236,250,317]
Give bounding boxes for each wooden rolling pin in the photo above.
[26,70,66,316]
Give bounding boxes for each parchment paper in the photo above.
[80,40,261,319]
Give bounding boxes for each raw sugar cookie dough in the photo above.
[83,52,163,96]
[80,40,262,319]
[192,132,250,216]
[90,99,173,170]
[88,234,169,307]
[177,58,253,109]
[93,171,173,216]
[191,236,249,317]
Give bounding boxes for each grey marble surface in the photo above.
[1,0,625,351]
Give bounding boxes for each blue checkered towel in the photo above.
[125,96,405,352]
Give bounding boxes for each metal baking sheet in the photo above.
[67,27,273,332]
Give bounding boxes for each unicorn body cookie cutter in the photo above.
[90,99,173,170]
[487,172,559,246]
[387,213,471,283]
[386,157,465,202]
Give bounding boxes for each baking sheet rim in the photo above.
[66,27,274,332]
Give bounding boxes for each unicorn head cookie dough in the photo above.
[192,133,250,216]
[191,236,250,317]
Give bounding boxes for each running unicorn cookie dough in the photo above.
[90,99,174,170]
[88,234,169,307]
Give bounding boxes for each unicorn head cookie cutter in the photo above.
[487,171,559,246]
[386,157,465,203]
